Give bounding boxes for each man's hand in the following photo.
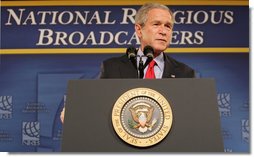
[60,107,65,123]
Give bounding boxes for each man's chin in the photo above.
[153,46,167,53]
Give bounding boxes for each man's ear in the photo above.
[135,24,142,38]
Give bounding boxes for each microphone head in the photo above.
[143,45,154,59]
[126,46,137,59]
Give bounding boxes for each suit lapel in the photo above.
[162,54,176,78]
[119,56,138,78]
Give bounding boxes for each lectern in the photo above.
[61,79,224,152]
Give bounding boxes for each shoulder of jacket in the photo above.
[164,54,193,70]
[103,55,126,64]
[164,55,180,66]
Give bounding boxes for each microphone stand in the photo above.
[138,55,144,79]
[143,57,153,69]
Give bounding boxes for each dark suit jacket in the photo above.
[99,53,195,78]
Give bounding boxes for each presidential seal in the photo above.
[112,88,173,147]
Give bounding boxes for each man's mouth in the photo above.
[156,39,167,42]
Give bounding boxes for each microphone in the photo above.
[143,45,155,68]
[126,46,137,70]
[143,45,154,59]
[126,46,137,59]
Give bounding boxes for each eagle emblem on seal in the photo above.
[129,103,157,133]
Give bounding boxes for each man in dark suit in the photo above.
[99,2,195,79]
[60,2,194,123]
[99,54,194,78]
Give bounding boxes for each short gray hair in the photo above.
[135,3,174,27]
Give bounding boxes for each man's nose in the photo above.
[158,26,167,35]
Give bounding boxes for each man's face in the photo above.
[135,8,174,55]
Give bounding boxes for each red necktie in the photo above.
[145,60,156,79]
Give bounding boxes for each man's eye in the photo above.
[166,25,172,29]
